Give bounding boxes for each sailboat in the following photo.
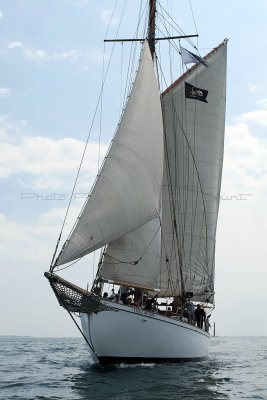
[45,1,227,364]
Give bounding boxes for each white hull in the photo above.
[80,301,210,364]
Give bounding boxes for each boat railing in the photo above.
[104,297,210,332]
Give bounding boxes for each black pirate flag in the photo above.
[185,82,208,103]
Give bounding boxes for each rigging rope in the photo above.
[54,256,83,272]
[158,1,197,49]
[159,19,188,275]
[98,0,120,172]
[120,42,124,116]
[188,0,198,47]
[156,212,176,296]
[155,31,181,296]
[50,0,127,270]
[156,14,215,288]
[121,0,147,110]
[66,308,95,353]
[156,20,189,295]
[103,220,161,266]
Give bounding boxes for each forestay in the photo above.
[159,41,227,301]
[56,41,164,266]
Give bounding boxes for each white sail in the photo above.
[159,42,227,300]
[56,41,163,266]
[100,218,161,289]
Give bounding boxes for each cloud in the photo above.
[0,212,58,261]
[214,114,267,335]
[257,98,267,109]
[0,88,11,98]
[236,110,267,127]
[219,112,267,259]
[6,41,80,62]
[0,116,109,189]
[0,115,31,141]
[0,115,11,139]
[53,49,81,60]
[90,51,110,63]
[0,135,108,188]
[224,107,267,191]
[8,41,23,49]
[23,48,81,61]
[73,0,89,6]
[24,49,50,60]
[0,11,3,19]
[0,203,94,265]
[248,83,262,93]
[5,42,102,65]
[101,9,119,27]
[224,122,267,182]
[0,206,99,337]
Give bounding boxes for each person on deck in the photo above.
[112,293,123,305]
[187,302,194,322]
[132,288,142,304]
[144,298,157,312]
[205,315,211,332]
[135,297,142,309]
[127,297,137,308]
[120,286,129,304]
[142,295,148,308]
[194,304,206,329]
[109,288,115,300]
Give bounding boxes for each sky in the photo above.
[0,0,267,338]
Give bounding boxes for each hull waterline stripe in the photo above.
[98,356,207,365]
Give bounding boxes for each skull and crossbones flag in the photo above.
[185,82,208,103]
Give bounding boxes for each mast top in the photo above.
[148,0,156,60]
[104,0,198,51]
[104,0,198,55]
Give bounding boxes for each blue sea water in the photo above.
[0,336,266,400]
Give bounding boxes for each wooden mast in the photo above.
[148,0,156,60]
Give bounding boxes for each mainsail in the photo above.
[159,41,227,301]
[56,41,164,266]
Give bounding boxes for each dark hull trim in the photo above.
[98,356,207,365]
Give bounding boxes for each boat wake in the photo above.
[119,363,156,369]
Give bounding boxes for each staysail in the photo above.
[159,41,227,301]
[100,218,161,289]
[56,41,164,266]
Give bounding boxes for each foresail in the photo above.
[56,41,163,266]
[100,218,161,289]
[159,41,227,301]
